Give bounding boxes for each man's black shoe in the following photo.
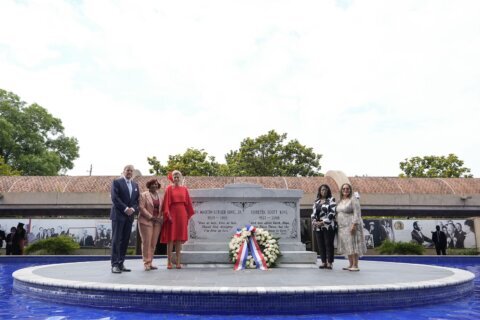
[119,265,131,272]
[111,266,122,273]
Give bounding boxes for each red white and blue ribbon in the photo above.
[233,225,269,271]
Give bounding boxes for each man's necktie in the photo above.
[127,180,132,197]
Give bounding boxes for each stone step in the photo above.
[181,251,317,264]
[183,242,306,251]
[277,251,317,264]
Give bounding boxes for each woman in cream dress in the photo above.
[336,183,367,271]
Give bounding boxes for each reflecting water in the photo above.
[0,259,478,319]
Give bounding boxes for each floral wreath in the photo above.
[228,225,281,270]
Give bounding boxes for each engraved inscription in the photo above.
[190,201,298,240]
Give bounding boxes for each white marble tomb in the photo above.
[182,183,316,264]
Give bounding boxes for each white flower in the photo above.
[229,227,280,267]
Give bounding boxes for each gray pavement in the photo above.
[24,258,460,288]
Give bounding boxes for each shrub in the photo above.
[376,240,425,255]
[24,235,80,255]
[447,248,479,255]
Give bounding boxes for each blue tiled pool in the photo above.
[1,256,479,319]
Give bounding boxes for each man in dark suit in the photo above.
[411,221,432,246]
[110,165,139,273]
[0,225,6,253]
[432,225,447,255]
[79,229,94,247]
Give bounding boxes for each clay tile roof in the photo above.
[182,176,235,189]
[284,176,338,194]
[1,176,480,195]
[435,178,480,194]
[349,177,480,194]
[5,176,71,192]
[65,176,117,193]
[395,178,453,194]
[0,176,20,192]
[233,177,287,189]
[350,177,400,193]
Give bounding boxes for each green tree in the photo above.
[148,148,221,176]
[147,156,168,175]
[0,89,79,175]
[0,155,20,175]
[399,154,473,178]
[225,130,322,176]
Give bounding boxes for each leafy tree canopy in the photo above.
[225,130,322,176]
[148,148,222,176]
[0,155,20,175]
[147,156,167,176]
[399,154,473,178]
[148,130,322,177]
[0,89,79,175]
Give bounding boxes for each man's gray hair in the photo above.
[123,164,134,172]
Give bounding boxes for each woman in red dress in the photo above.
[160,170,194,269]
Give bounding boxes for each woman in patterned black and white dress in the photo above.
[311,184,336,269]
[336,183,367,272]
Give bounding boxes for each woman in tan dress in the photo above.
[336,183,367,271]
[138,179,164,271]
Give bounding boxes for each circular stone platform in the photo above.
[13,259,474,315]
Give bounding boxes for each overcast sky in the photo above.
[1,0,479,177]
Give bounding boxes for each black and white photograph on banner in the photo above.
[361,221,373,249]
[392,219,477,249]
[0,219,138,248]
[0,219,29,248]
[0,223,5,250]
[94,221,112,248]
[128,222,137,247]
[362,219,395,248]
[68,227,96,247]
[31,221,70,241]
